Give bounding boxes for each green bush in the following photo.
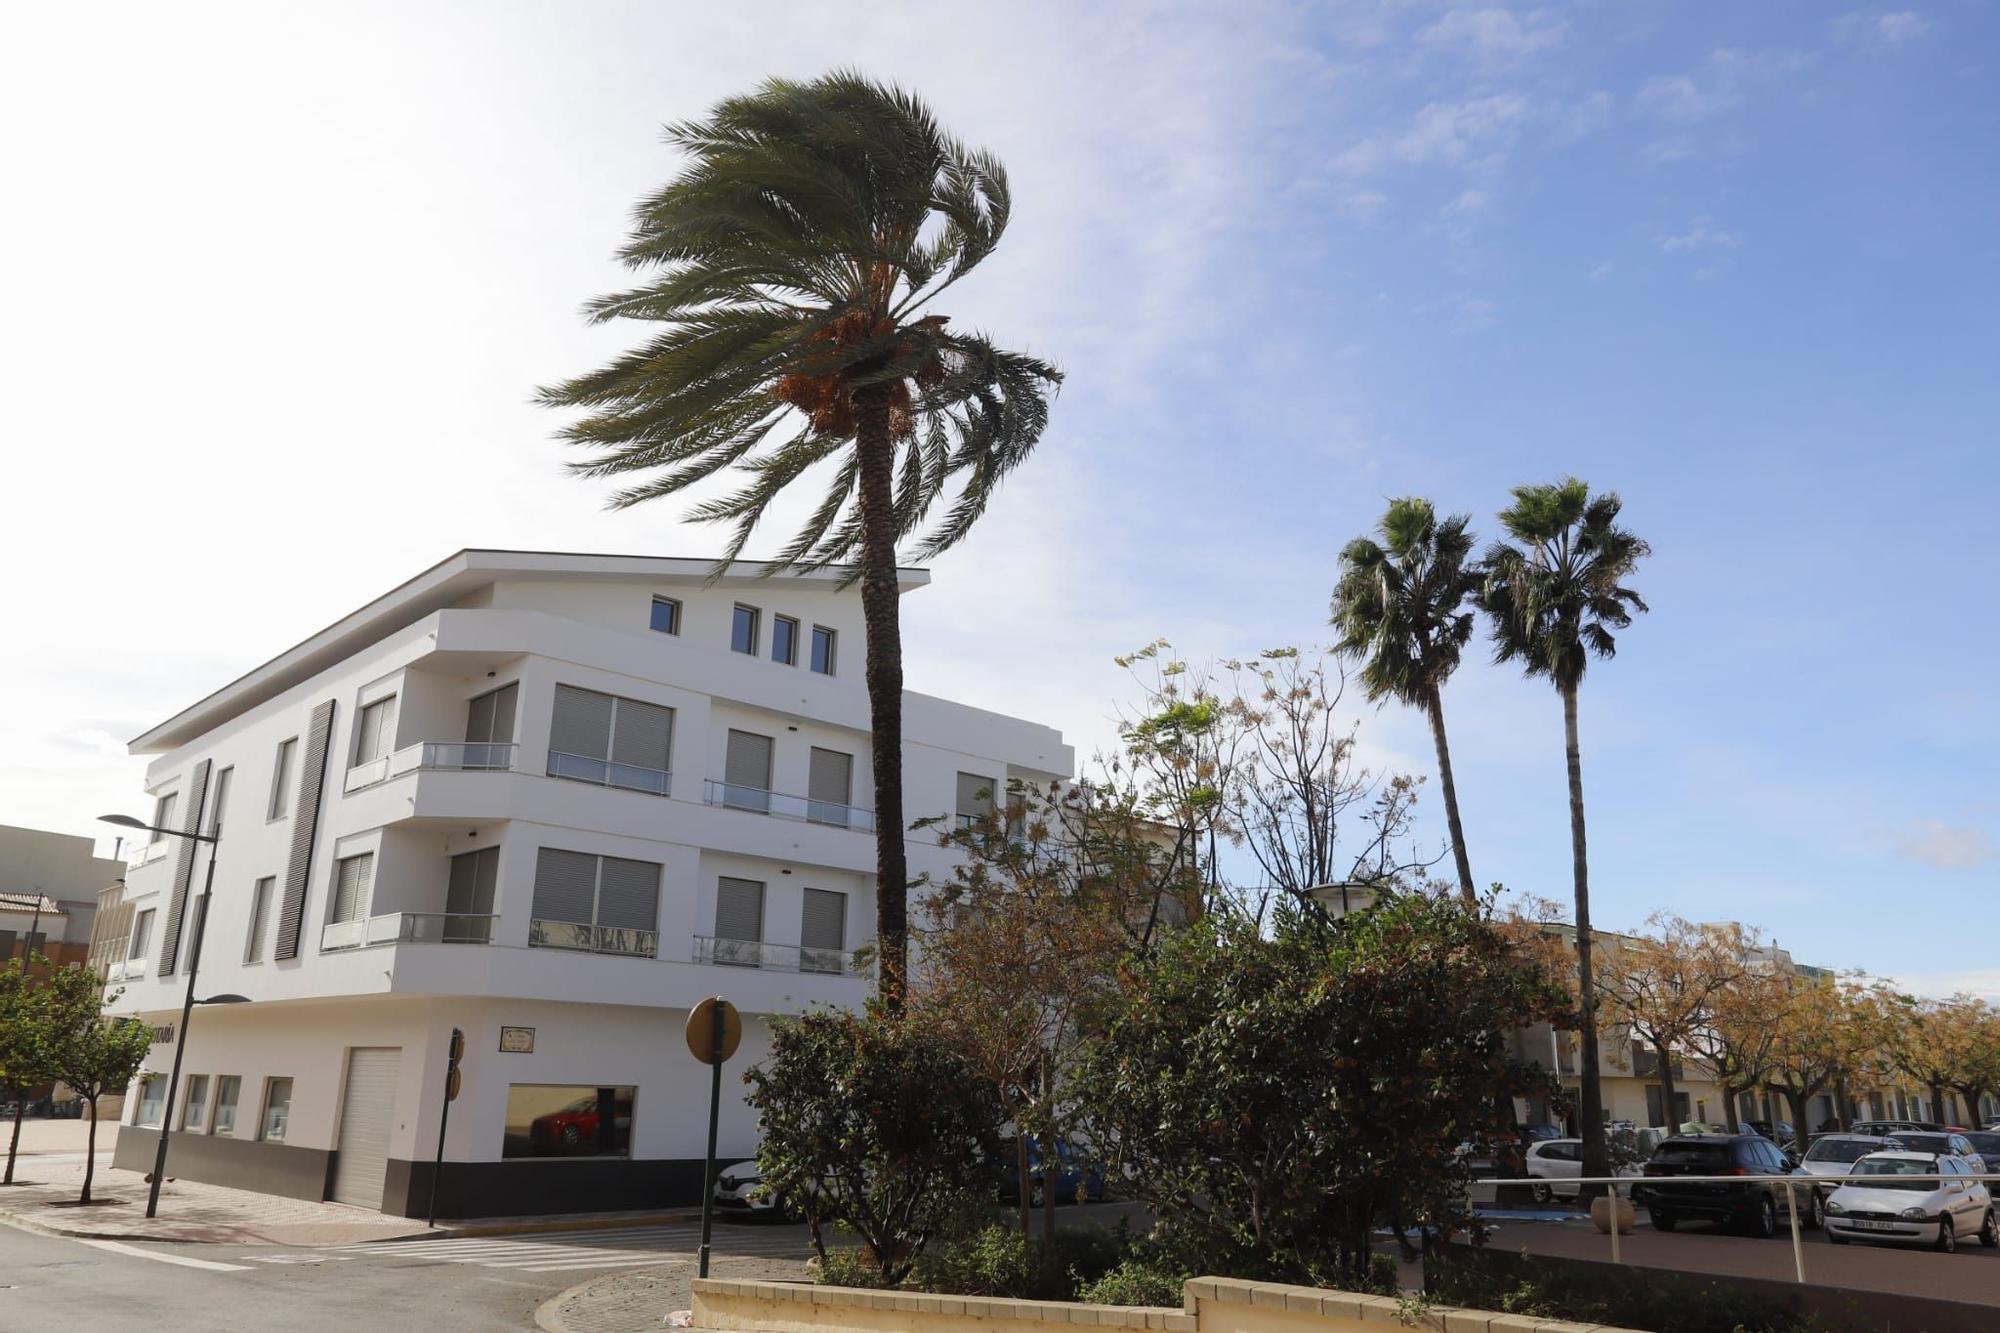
[1077,1256,1189,1307]
[900,1221,1139,1301]
[811,1248,891,1290]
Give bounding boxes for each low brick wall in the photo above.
[691,1275,1646,1333]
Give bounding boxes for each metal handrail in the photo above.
[128,840,172,868]
[702,779,874,832]
[345,741,519,792]
[547,751,670,796]
[691,934,857,975]
[320,912,498,951]
[527,918,659,958]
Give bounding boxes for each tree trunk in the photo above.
[1014,1125,1031,1237]
[1039,1056,1056,1245]
[1832,1074,1851,1132]
[1563,686,1609,1190]
[853,385,909,1014]
[1719,1082,1737,1133]
[4,1097,21,1184]
[1929,1081,1946,1125]
[80,1097,97,1205]
[1426,689,1476,903]
[1656,1039,1678,1130]
[1783,1090,1811,1152]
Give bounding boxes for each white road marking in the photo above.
[76,1239,252,1272]
[335,1223,814,1272]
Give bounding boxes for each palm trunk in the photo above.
[1426,689,1476,903]
[853,385,909,1014]
[1564,685,1608,1189]
[1656,1040,1678,1129]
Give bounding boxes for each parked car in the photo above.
[1824,1152,1997,1252]
[712,1161,804,1222]
[527,1090,634,1155]
[1852,1119,1942,1137]
[1741,1120,1795,1144]
[1633,1134,1819,1236]
[1793,1134,1896,1199]
[1523,1137,1643,1203]
[996,1138,1105,1206]
[1885,1131,1985,1173]
[1961,1132,2000,1174]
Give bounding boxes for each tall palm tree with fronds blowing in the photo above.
[539,73,1062,1013]
[1481,477,1648,1187]
[1330,497,1482,902]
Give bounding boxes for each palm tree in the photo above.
[1330,497,1482,902]
[1481,477,1648,1185]
[539,73,1062,1012]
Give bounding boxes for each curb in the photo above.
[532,1277,592,1333]
[422,1209,704,1240]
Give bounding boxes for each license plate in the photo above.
[1851,1220,1899,1231]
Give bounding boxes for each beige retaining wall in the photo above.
[691,1275,1644,1333]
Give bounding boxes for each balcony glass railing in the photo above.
[320,912,498,952]
[692,934,858,976]
[546,752,671,797]
[105,957,148,983]
[128,840,172,868]
[528,918,659,959]
[345,741,518,793]
[702,780,874,833]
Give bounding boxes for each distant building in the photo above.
[0,823,121,968]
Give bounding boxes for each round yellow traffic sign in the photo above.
[686,996,742,1065]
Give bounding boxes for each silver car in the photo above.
[1794,1133,1896,1199]
[1824,1152,1998,1252]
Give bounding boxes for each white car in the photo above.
[1523,1138,1641,1202]
[711,1160,803,1222]
[1824,1152,1998,1252]
[1794,1133,1896,1198]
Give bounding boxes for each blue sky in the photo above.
[2,2,1993,990]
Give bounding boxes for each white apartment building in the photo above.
[106,550,1072,1218]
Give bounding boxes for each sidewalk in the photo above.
[535,1257,808,1333]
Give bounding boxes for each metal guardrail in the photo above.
[702,780,875,832]
[345,741,519,793]
[547,751,670,796]
[691,934,856,975]
[528,918,659,958]
[128,840,172,868]
[320,912,498,951]
[1482,1171,2000,1284]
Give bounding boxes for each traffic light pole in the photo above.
[427,1027,463,1228]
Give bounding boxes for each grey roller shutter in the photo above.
[715,877,765,942]
[723,730,773,812]
[276,700,336,960]
[532,848,597,923]
[808,748,852,823]
[158,758,210,975]
[550,685,613,760]
[956,772,997,821]
[330,1047,401,1209]
[446,848,498,916]
[610,698,672,772]
[354,696,398,764]
[465,683,517,746]
[330,853,373,924]
[596,857,660,930]
[800,888,846,975]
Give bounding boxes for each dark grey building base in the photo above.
[386,1156,709,1220]
[114,1127,333,1202]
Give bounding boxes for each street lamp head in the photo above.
[196,994,251,1006]
[99,814,150,830]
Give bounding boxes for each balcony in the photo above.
[104,956,148,983]
[528,918,659,959]
[546,752,671,797]
[702,780,875,833]
[692,934,859,976]
[320,912,498,952]
[128,840,172,868]
[344,741,518,794]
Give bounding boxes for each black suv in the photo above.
[1634,1134,1819,1237]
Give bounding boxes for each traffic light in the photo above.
[445,1027,464,1102]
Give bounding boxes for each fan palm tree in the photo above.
[1330,497,1482,902]
[539,73,1062,1012]
[1481,477,1648,1185]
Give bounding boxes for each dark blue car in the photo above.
[996,1138,1105,1206]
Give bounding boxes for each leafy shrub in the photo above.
[811,1248,892,1290]
[747,1006,1002,1285]
[902,1221,1138,1301]
[1077,1256,1189,1307]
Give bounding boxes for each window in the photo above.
[150,792,179,843]
[771,615,799,666]
[810,625,836,676]
[134,1075,165,1126]
[801,888,847,974]
[206,767,233,837]
[213,1075,241,1136]
[956,772,997,828]
[503,1084,634,1159]
[260,1077,293,1142]
[183,1075,209,1131]
[128,908,156,960]
[721,729,774,811]
[649,596,681,635]
[731,604,759,655]
[547,684,673,795]
[330,853,374,925]
[244,878,274,963]
[354,695,398,765]
[269,737,298,819]
[445,847,499,942]
[807,747,854,826]
[528,848,661,957]
[712,876,766,966]
[463,682,518,762]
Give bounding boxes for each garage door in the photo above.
[330,1047,401,1208]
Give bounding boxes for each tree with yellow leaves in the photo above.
[1597,915,1749,1130]
[1765,972,1875,1138]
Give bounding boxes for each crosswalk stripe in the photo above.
[335,1223,816,1272]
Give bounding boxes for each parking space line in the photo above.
[76,1239,252,1272]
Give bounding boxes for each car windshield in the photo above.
[1805,1139,1878,1164]
[1651,1143,1730,1167]
[1848,1158,1939,1190]
[1890,1134,1950,1153]
[1961,1133,2000,1156]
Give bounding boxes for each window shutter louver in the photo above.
[715,877,765,942]
[801,888,846,951]
[550,685,614,760]
[956,772,997,820]
[331,854,373,924]
[158,758,210,974]
[610,698,672,771]
[595,857,660,930]
[532,848,598,923]
[808,748,852,805]
[275,699,336,960]
[725,730,773,790]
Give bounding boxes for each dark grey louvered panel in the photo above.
[956,771,997,819]
[596,856,660,929]
[801,887,846,951]
[715,876,765,942]
[275,699,336,961]
[725,730,773,790]
[157,758,211,975]
[609,698,672,771]
[808,748,852,806]
[550,685,613,761]
[532,848,597,923]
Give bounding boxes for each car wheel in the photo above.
[1828,1228,1849,1245]
[1936,1218,1956,1254]
[1751,1197,1778,1239]
[1650,1209,1677,1232]
[559,1124,581,1150]
[1981,1209,1999,1249]
[1801,1192,1822,1231]
[1530,1182,1553,1205]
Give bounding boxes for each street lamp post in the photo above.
[99,811,248,1219]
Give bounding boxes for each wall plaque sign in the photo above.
[499,1025,535,1053]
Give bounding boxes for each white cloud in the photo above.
[1337,188,1391,223]
[1333,94,1531,175]
[1588,260,1614,281]
[1442,188,1490,216]
[1636,49,1749,124]
[1416,7,1567,61]
[1452,296,1499,333]
[1658,217,1741,252]
[1889,969,2000,1004]
[1550,90,1613,145]
[1835,11,1934,45]
[1641,137,1697,165]
[1891,819,1999,870]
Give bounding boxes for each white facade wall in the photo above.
[107,552,1072,1216]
